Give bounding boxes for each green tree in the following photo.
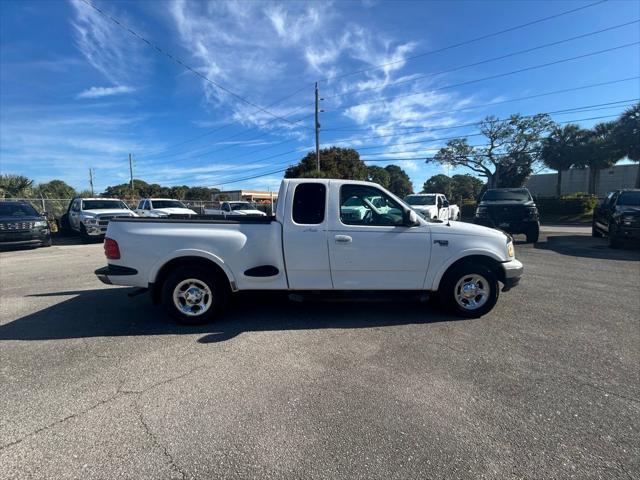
[169,186,189,200]
[185,186,214,201]
[450,174,483,202]
[385,164,413,197]
[285,147,368,180]
[422,174,451,195]
[366,165,391,189]
[612,103,640,187]
[35,179,77,199]
[541,124,586,197]
[430,114,554,188]
[0,174,34,198]
[575,122,619,194]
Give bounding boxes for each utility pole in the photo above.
[315,82,321,172]
[129,153,134,199]
[89,168,94,197]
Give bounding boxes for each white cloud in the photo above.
[77,85,136,99]
[69,0,150,86]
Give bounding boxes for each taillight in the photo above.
[104,237,121,260]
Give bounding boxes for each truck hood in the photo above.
[411,205,437,212]
[82,209,136,217]
[152,207,197,215]
[617,206,640,215]
[430,219,508,240]
[0,215,44,222]
[479,200,535,207]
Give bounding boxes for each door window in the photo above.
[292,183,326,225]
[144,201,151,210]
[340,185,404,226]
[71,200,80,212]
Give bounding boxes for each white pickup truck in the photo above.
[135,198,197,217]
[204,201,267,216]
[404,193,460,221]
[96,179,522,324]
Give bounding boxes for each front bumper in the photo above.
[500,259,523,291]
[474,218,538,234]
[95,265,138,285]
[0,230,51,247]
[84,224,108,236]
[615,225,640,241]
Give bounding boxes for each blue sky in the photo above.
[1,0,639,194]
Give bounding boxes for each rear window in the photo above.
[482,189,531,202]
[292,183,326,224]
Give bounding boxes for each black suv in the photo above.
[474,188,540,243]
[592,189,640,248]
[0,201,52,248]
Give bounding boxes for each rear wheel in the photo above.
[439,263,499,318]
[161,266,229,325]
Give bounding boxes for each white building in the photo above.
[525,164,639,198]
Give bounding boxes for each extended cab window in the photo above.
[292,183,326,224]
[340,185,404,226]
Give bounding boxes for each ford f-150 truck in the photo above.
[96,179,523,324]
[404,193,460,221]
[204,201,267,216]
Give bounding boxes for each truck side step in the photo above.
[128,287,149,298]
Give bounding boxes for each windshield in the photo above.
[230,202,255,210]
[405,195,436,206]
[82,200,129,210]
[0,203,39,217]
[617,191,640,206]
[482,189,531,202]
[151,200,187,209]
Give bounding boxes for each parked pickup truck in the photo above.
[474,188,540,243]
[61,197,137,242]
[135,198,197,217]
[592,189,640,248]
[204,201,267,216]
[96,179,523,324]
[404,193,460,221]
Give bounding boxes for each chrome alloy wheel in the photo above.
[454,274,490,311]
[172,278,213,316]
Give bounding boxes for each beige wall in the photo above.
[525,164,638,198]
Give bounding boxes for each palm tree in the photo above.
[0,174,34,198]
[541,124,585,197]
[575,122,619,195]
[612,103,640,187]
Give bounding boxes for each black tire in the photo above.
[161,265,229,325]
[79,224,92,243]
[592,221,603,238]
[42,237,52,247]
[59,214,70,233]
[608,222,623,249]
[526,224,539,243]
[439,263,499,318]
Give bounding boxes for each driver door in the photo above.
[327,183,431,290]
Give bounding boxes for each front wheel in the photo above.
[592,221,603,238]
[161,266,229,325]
[439,263,499,318]
[526,224,539,243]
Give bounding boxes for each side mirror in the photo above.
[404,209,420,227]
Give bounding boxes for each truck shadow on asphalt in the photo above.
[0,289,465,343]
[534,235,640,261]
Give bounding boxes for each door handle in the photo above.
[334,235,352,244]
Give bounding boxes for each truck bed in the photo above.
[112,215,274,224]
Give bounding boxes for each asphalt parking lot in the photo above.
[1,227,638,480]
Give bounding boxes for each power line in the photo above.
[204,112,624,186]
[324,19,639,100]
[79,0,311,129]
[321,0,608,82]
[326,42,639,112]
[322,78,639,132]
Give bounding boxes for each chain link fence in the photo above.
[5,198,274,221]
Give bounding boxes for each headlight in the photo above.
[475,206,487,217]
[84,218,98,225]
[622,215,634,225]
[33,220,47,227]
[526,206,538,218]
[507,241,514,258]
